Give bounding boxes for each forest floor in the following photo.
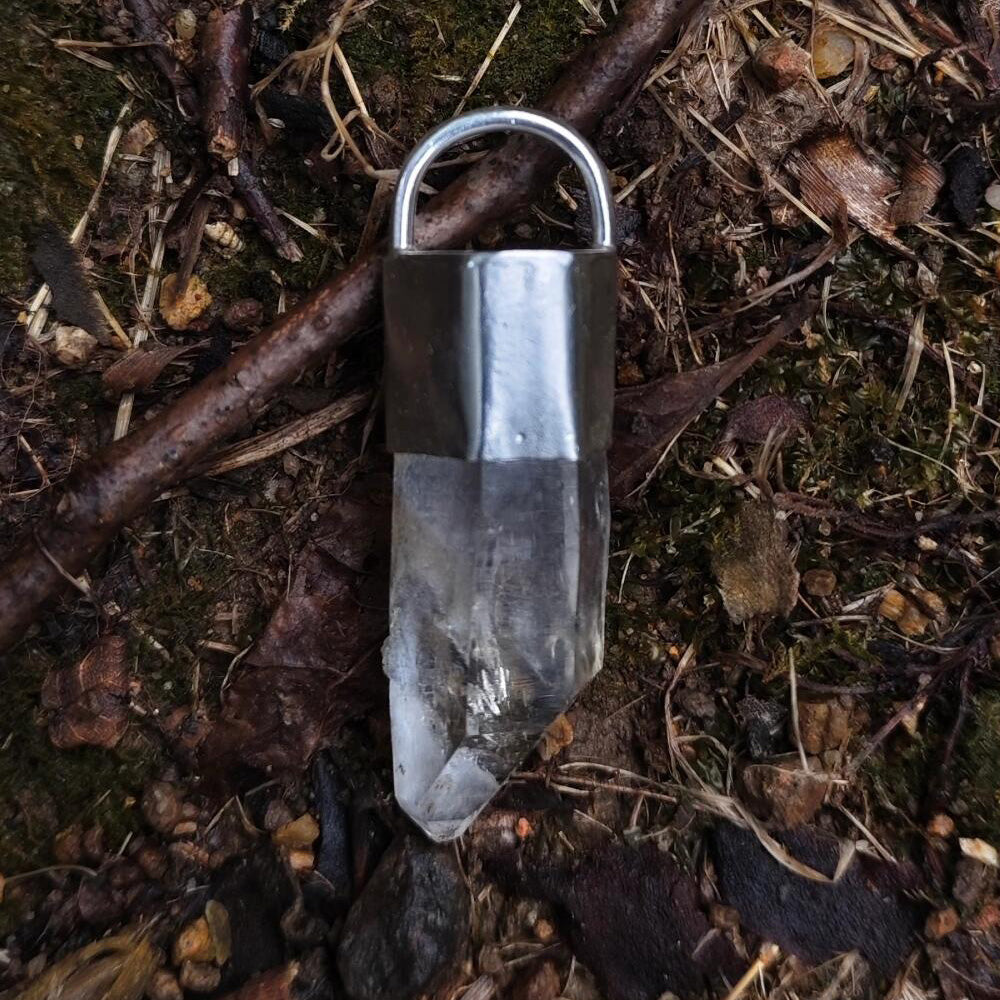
[1,1,999,999]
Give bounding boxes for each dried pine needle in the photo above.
[454,2,523,115]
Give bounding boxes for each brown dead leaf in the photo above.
[788,132,913,257]
[719,395,810,448]
[891,141,945,225]
[712,502,800,623]
[102,342,203,395]
[200,477,390,783]
[42,636,130,750]
[610,294,819,501]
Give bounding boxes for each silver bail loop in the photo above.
[391,106,616,251]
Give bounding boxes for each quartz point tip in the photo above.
[384,454,609,842]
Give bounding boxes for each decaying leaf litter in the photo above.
[1,0,1000,997]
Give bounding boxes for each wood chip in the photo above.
[788,132,911,256]
[102,342,202,395]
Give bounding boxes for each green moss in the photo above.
[0,645,160,881]
[957,692,1000,836]
[0,0,124,296]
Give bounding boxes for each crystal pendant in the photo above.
[385,454,609,840]
[383,107,617,841]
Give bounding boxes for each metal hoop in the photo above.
[391,107,615,252]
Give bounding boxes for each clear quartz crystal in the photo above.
[384,453,609,841]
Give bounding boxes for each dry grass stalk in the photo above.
[454,2,523,114]
[197,388,371,476]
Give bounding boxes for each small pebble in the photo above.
[149,968,184,1000]
[273,813,320,849]
[925,906,960,940]
[753,36,811,92]
[171,821,198,838]
[174,9,198,42]
[802,568,837,597]
[878,589,907,622]
[927,813,955,838]
[52,825,83,865]
[179,961,221,994]
[159,273,212,331]
[960,837,999,868]
[81,825,106,864]
[986,182,1000,212]
[222,297,265,331]
[264,799,295,832]
[812,23,856,79]
[134,843,168,880]
[534,917,555,942]
[52,325,97,368]
[143,781,184,834]
[287,848,315,872]
[173,916,216,965]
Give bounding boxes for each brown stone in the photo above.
[794,697,854,755]
[179,961,221,994]
[142,781,184,834]
[925,907,960,940]
[927,813,955,838]
[754,36,811,91]
[149,969,184,1000]
[742,761,827,827]
[273,813,320,849]
[802,568,837,597]
[52,824,84,865]
[159,273,212,330]
[173,916,216,965]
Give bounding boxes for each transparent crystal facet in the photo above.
[384,453,609,841]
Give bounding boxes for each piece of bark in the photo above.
[0,0,707,653]
[102,342,202,395]
[712,822,921,977]
[200,5,250,162]
[494,844,743,1000]
[788,132,912,257]
[958,0,1000,91]
[609,293,819,501]
[31,221,106,337]
[124,0,199,119]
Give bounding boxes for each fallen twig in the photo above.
[233,160,304,263]
[0,0,708,652]
[199,4,250,162]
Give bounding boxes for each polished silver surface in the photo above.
[385,248,615,461]
[392,106,615,251]
[385,107,617,462]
